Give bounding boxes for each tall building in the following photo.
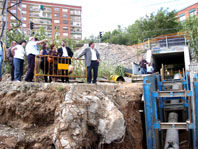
[177,3,198,22]
[0,0,82,40]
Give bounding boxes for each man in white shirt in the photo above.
[11,40,26,81]
[147,63,154,74]
[58,40,73,83]
[25,37,48,82]
[77,42,100,84]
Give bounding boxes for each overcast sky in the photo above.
[32,0,197,38]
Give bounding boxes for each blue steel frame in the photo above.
[143,73,198,149]
[143,74,158,149]
[193,73,198,148]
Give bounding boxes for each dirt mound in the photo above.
[0,81,143,148]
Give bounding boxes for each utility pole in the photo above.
[15,0,18,35]
[20,0,23,36]
[3,0,8,45]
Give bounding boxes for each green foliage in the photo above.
[6,24,28,47]
[62,38,76,51]
[183,16,198,58]
[34,27,46,40]
[98,62,115,79]
[56,85,64,92]
[101,8,182,45]
[98,62,125,80]
[114,66,125,77]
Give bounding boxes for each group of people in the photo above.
[0,39,101,84]
[139,57,155,74]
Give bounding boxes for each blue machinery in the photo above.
[143,72,198,148]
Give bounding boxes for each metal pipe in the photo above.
[164,74,182,149]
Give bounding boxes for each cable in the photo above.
[143,0,180,7]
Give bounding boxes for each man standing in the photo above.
[139,56,148,74]
[147,63,154,74]
[12,40,26,82]
[77,42,100,84]
[58,40,73,83]
[0,41,6,81]
[25,37,48,82]
[7,41,17,81]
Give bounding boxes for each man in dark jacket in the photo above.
[58,40,73,83]
[77,42,100,84]
[139,56,148,74]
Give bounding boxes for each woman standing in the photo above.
[40,42,49,82]
[11,40,26,82]
[48,43,58,82]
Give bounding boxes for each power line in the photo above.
[143,0,180,7]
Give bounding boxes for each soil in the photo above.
[0,81,143,149]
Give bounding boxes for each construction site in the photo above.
[1,0,198,149]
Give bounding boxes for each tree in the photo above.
[183,16,198,58]
[101,8,182,45]
[6,24,28,47]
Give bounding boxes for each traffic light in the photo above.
[30,21,34,30]
[99,32,102,38]
[40,5,44,10]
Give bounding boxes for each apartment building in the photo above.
[177,3,198,22]
[0,0,82,40]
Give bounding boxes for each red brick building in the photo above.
[177,3,198,22]
[0,0,82,40]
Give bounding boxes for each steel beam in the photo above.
[153,90,192,98]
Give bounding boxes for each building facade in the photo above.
[0,0,82,40]
[177,3,198,22]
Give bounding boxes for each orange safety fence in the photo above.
[34,55,87,81]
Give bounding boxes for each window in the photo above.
[11,16,15,20]
[71,22,81,26]
[54,26,60,30]
[63,8,68,12]
[22,4,26,8]
[189,8,196,16]
[54,20,60,23]
[55,32,60,36]
[179,14,185,22]
[71,34,81,39]
[21,17,26,21]
[63,27,68,31]
[63,14,68,18]
[22,11,27,14]
[10,9,16,13]
[54,8,60,11]
[63,33,68,36]
[70,9,81,15]
[47,13,51,17]
[54,13,60,17]
[22,24,26,27]
[47,26,52,30]
[11,3,15,6]
[46,8,52,11]
[63,20,68,24]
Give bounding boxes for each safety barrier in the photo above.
[131,32,188,49]
[34,55,87,82]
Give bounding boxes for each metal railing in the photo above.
[143,33,189,50]
[34,55,87,82]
